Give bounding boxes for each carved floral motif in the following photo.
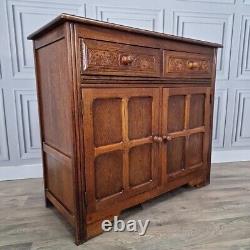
[88,49,120,67]
[80,40,157,73]
[168,56,210,73]
[132,55,156,71]
[87,48,157,72]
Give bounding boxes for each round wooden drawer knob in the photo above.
[121,55,134,65]
[187,61,199,69]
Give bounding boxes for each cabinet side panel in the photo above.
[36,38,73,156]
[35,35,74,216]
[44,144,74,214]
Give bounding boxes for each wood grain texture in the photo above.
[164,50,212,78]
[33,26,79,241]
[128,96,153,139]
[82,88,160,213]
[1,162,250,250]
[167,137,185,175]
[43,143,74,214]
[129,143,152,186]
[162,87,211,185]
[28,14,222,48]
[95,150,123,200]
[189,94,205,129]
[36,37,73,156]
[167,95,185,133]
[80,39,161,77]
[29,16,219,244]
[93,98,123,147]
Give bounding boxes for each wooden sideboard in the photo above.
[28,14,221,245]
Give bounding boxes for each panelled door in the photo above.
[162,87,211,183]
[82,88,160,212]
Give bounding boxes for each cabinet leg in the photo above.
[74,227,86,246]
[205,164,211,185]
[188,176,209,188]
[45,197,53,208]
[191,180,208,188]
[86,211,121,240]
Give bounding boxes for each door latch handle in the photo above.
[153,136,163,143]
[163,135,172,142]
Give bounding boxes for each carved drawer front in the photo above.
[164,51,212,78]
[80,39,161,77]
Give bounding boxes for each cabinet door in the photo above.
[162,87,211,182]
[82,88,160,212]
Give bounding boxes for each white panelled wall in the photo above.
[0,0,250,180]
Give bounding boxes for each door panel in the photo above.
[129,143,152,187]
[167,95,185,133]
[95,150,123,200]
[187,133,203,167]
[162,87,211,182]
[128,96,153,139]
[189,94,206,129]
[167,137,185,175]
[93,98,122,146]
[82,88,159,212]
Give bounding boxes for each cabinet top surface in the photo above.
[28,13,222,48]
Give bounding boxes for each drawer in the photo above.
[163,51,212,78]
[80,39,161,77]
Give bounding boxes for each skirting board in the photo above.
[0,150,250,181]
[212,149,250,163]
[0,164,43,181]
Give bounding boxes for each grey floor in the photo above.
[1,162,250,250]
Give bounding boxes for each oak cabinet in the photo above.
[28,13,221,245]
